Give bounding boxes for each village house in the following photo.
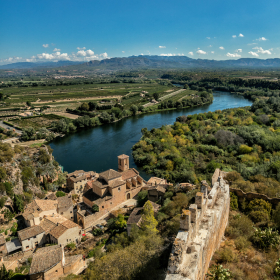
[0,234,7,254]
[22,199,58,227]
[66,170,96,195]
[57,196,74,220]
[148,185,166,203]
[29,245,85,280]
[22,197,74,226]
[48,219,82,246]
[17,225,45,252]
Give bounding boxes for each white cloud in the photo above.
[236,49,242,53]
[208,45,212,47]
[160,53,185,56]
[206,37,210,39]
[188,52,194,56]
[248,51,259,57]
[196,50,206,55]
[256,37,267,41]
[159,46,166,49]
[239,33,244,37]
[122,51,125,53]
[248,43,258,45]
[53,48,61,52]
[42,44,49,48]
[0,48,109,65]
[232,35,236,38]
[226,52,241,58]
[77,47,86,50]
[211,51,215,54]
[252,47,272,54]
[219,46,225,50]
[141,53,144,55]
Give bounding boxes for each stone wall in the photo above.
[166,175,230,280]
[230,187,280,208]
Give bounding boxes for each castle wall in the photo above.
[166,176,230,280]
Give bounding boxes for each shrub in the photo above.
[252,227,280,249]
[92,204,99,213]
[230,192,238,210]
[216,247,237,263]
[92,228,103,236]
[226,214,254,239]
[239,144,253,154]
[275,258,280,276]
[137,190,148,207]
[234,236,251,251]
[248,210,270,223]
[207,264,232,280]
[55,191,66,197]
[66,242,76,250]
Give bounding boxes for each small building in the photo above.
[0,234,7,255]
[66,170,96,195]
[49,220,82,246]
[22,199,58,227]
[29,245,86,280]
[148,185,166,203]
[17,225,45,252]
[57,196,74,220]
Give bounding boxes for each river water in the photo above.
[50,91,252,180]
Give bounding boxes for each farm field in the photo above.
[9,114,64,129]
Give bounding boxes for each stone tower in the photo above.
[118,154,129,172]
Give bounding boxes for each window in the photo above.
[61,212,64,215]
[102,206,104,209]
[67,239,68,242]
[26,246,29,249]
[56,270,58,273]
[70,211,72,213]
[118,187,121,191]
[79,231,81,235]
[28,238,30,241]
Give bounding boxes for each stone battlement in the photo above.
[166,174,230,280]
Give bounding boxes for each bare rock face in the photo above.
[166,170,230,280]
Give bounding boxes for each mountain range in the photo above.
[1,55,280,70]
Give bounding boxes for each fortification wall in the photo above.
[166,176,230,280]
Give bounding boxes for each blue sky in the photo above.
[1,0,280,65]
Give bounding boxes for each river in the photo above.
[50,91,252,180]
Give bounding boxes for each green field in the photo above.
[9,114,64,129]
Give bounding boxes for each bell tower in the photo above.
[118,154,129,172]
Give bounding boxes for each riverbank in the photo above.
[49,92,253,179]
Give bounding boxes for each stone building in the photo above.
[48,219,82,246]
[22,199,58,227]
[17,225,45,252]
[57,196,74,220]
[83,155,145,211]
[148,185,166,203]
[29,245,85,280]
[66,170,96,195]
[22,198,74,226]
[0,234,7,255]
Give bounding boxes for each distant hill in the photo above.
[0,60,81,69]
[1,55,280,70]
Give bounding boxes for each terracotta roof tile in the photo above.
[29,245,62,274]
[127,208,143,224]
[34,199,57,211]
[57,196,72,208]
[18,225,44,241]
[110,180,126,188]
[39,219,56,234]
[99,169,122,181]
[61,220,79,229]
[118,154,129,159]
[49,224,68,239]
[121,169,138,181]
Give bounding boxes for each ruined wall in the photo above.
[230,187,280,208]
[166,176,230,280]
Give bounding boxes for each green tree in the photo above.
[153,92,159,101]
[13,194,24,213]
[92,204,99,213]
[137,190,148,207]
[0,167,6,182]
[0,264,14,280]
[26,101,31,107]
[141,201,158,234]
[56,191,66,197]
[130,105,138,116]
[80,102,90,111]
[115,214,127,229]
